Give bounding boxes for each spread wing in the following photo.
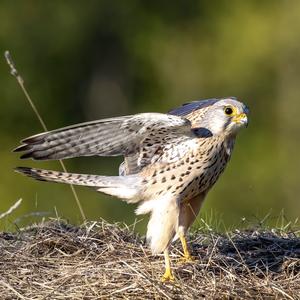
[14,113,193,174]
[15,98,225,175]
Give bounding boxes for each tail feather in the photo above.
[15,167,142,202]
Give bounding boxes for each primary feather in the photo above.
[14,113,191,173]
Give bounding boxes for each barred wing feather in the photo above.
[14,113,192,163]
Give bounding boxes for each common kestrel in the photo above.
[14,97,248,281]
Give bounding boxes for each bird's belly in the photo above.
[141,140,230,201]
[178,154,228,202]
[143,157,227,201]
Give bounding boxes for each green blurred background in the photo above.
[0,1,299,232]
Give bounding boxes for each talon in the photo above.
[178,234,196,264]
[161,271,175,282]
[179,254,196,264]
[161,249,175,282]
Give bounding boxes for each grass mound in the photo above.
[0,219,299,299]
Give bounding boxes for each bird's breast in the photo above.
[141,137,234,201]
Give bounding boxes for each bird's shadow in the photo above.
[180,230,300,277]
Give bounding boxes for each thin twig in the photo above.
[0,280,29,300]
[0,219,299,299]
[4,50,86,222]
[0,199,22,219]
[271,285,295,300]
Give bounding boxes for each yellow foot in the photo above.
[178,254,196,264]
[161,271,175,282]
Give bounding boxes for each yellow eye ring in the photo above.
[224,105,235,116]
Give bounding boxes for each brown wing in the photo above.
[15,113,194,176]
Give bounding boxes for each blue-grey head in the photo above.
[170,97,249,137]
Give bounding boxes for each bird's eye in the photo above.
[224,106,234,116]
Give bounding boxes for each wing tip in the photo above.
[13,144,30,153]
[21,132,48,144]
[13,145,51,160]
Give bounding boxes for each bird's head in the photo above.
[201,98,249,137]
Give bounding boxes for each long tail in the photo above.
[15,167,142,203]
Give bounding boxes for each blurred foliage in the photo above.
[0,1,299,232]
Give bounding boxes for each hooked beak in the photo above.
[232,113,248,127]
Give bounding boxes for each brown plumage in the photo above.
[14,97,249,281]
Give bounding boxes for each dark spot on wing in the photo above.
[193,127,213,138]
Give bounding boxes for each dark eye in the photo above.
[224,106,233,115]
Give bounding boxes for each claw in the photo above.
[161,270,175,282]
[178,254,196,264]
[178,233,196,264]
[161,249,175,283]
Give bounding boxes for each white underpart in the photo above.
[97,186,139,201]
[135,199,157,215]
[156,139,198,164]
[136,195,179,254]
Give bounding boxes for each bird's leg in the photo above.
[161,248,175,282]
[179,233,194,263]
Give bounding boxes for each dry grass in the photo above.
[0,219,299,299]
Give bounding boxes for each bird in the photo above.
[14,97,248,282]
